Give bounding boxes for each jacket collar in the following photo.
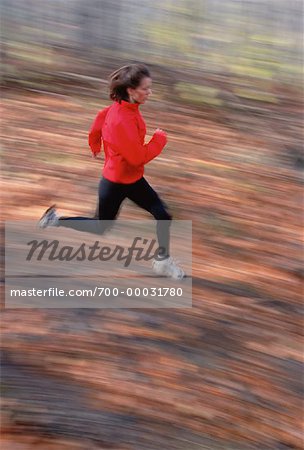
[119,100,140,110]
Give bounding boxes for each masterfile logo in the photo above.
[5,220,192,308]
[26,237,164,267]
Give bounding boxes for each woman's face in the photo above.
[128,77,152,104]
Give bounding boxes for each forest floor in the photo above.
[1,87,303,449]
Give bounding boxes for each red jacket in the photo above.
[88,101,167,184]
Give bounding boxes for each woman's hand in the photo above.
[153,128,167,147]
[155,128,166,137]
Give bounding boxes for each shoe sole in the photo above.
[152,270,186,280]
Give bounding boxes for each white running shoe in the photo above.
[152,256,185,280]
[38,205,59,228]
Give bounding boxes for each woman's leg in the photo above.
[126,177,172,258]
[127,178,185,279]
[58,178,126,234]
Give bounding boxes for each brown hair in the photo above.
[109,64,151,103]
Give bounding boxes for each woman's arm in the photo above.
[110,117,167,167]
[88,106,111,156]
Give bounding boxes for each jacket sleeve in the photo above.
[111,116,167,166]
[88,107,111,156]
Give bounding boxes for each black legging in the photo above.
[59,177,172,257]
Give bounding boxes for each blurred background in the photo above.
[1,0,303,449]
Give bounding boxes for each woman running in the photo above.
[39,64,184,279]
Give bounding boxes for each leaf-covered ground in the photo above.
[1,89,303,449]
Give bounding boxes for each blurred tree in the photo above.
[76,0,122,55]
